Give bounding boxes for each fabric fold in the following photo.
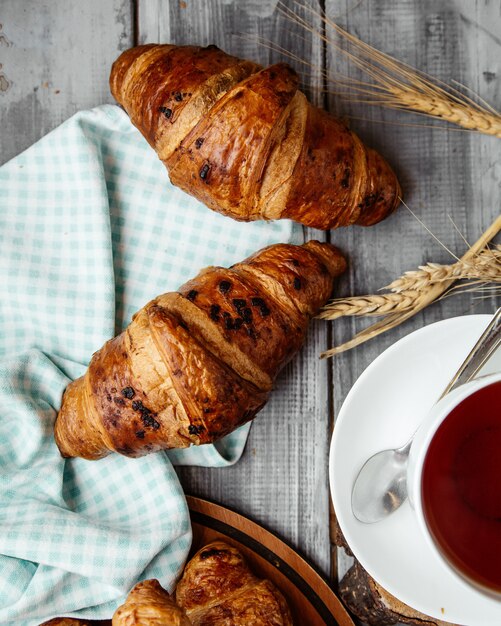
[0,104,302,624]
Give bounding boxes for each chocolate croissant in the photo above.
[112,580,191,626]
[54,242,345,459]
[175,542,293,625]
[110,44,401,230]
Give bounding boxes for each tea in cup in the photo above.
[408,373,501,596]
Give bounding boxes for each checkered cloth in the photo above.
[0,105,302,625]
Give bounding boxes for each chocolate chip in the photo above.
[251,296,271,317]
[294,277,301,290]
[114,397,126,406]
[131,400,160,430]
[195,137,205,149]
[232,298,246,312]
[224,317,234,330]
[121,387,135,399]
[174,91,183,102]
[242,307,253,324]
[292,259,300,267]
[210,304,221,321]
[358,193,377,210]
[188,424,204,435]
[159,106,172,119]
[186,289,198,301]
[199,163,211,181]
[234,318,243,329]
[219,280,231,294]
[136,430,145,439]
[142,413,160,430]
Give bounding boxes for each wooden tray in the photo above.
[187,496,355,626]
[46,498,353,626]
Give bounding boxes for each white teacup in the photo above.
[407,371,501,597]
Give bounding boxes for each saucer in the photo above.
[330,314,501,626]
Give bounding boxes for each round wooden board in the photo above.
[187,496,355,626]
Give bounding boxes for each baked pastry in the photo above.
[176,542,293,625]
[112,579,191,626]
[41,541,294,626]
[110,44,401,230]
[54,241,346,459]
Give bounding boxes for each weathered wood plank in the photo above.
[0,0,134,164]
[324,0,501,583]
[137,0,334,576]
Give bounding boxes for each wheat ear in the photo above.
[387,246,501,292]
[277,1,501,138]
[320,215,501,358]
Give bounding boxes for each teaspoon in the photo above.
[351,307,501,524]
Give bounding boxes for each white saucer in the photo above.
[330,314,501,626]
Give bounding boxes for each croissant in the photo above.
[112,580,191,626]
[110,44,401,230]
[175,541,293,625]
[54,241,345,459]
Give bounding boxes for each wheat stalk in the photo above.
[320,246,501,321]
[387,246,501,292]
[317,291,419,320]
[276,1,501,137]
[320,215,501,358]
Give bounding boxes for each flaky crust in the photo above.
[176,542,293,625]
[54,242,346,459]
[110,44,400,230]
[112,580,191,626]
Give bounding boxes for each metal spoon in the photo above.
[351,307,501,524]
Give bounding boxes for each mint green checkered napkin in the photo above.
[0,105,302,625]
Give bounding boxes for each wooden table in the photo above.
[2,0,499,608]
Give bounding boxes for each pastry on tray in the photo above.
[112,579,190,626]
[175,541,293,625]
[44,541,293,626]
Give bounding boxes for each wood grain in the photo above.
[0,0,133,164]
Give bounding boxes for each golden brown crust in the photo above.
[166,63,299,221]
[176,542,293,626]
[147,304,268,444]
[110,44,401,229]
[112,579,191,626]
[55,242,345,459]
